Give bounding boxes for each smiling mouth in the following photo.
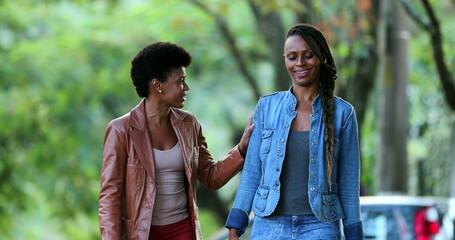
[295,70,309,74]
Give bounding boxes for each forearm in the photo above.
[198,143,244,190]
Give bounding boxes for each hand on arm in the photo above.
[238,114,255,158]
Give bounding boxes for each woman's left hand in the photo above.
[238,113,254,158]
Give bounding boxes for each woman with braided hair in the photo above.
[225,23,363,239]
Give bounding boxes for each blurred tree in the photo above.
[1,0,454,239]
[378,0,410,194]
[400,0,455,111]
[247,0,289,91]
[399,0,455,197]
[190,0,386,198]
[0,1,152,238]
[189,0,262,100]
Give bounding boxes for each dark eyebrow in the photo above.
[285,49,313,54]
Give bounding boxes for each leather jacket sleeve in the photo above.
[194,121,244,190]
[99,120,128,240]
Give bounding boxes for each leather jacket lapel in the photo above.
[170,108,192,174]
[129,100,155,181]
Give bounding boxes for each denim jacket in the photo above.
[225,88,363,239]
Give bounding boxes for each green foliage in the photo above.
[406,15,455,196]
[199,209,223,239]
[359,98,380,194]
[1,0,454,238]
[0,0,141,238]
[0,0,258,238]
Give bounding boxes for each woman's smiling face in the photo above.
[284,35,321,88]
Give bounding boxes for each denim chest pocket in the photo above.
[260,129,274,154]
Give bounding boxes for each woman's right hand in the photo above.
[228,228,240,240]
[238,113,254,158]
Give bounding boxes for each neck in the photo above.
[292,85,319,103]
[145,97,170,124]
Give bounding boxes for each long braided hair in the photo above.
[286,23,337,188]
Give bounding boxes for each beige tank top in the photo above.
[151,142,189,226]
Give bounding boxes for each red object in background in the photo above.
[414,206,440,240]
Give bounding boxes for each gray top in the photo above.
[152,142,189,225]
[274,130,313,215]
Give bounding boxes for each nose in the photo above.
[296,56,305,66]
[184,82,190,91]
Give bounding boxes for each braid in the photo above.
[287,23,337,189]
[320,74,335,188]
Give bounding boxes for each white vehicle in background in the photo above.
[210,195,455,240]
[360,195,454,240]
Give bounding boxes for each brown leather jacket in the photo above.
[99,100,244,240]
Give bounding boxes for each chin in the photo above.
[294,78,317,87]
[175,103,185,108]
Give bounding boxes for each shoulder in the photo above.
[258,91,287,104]
[108,112,131,132]
[334,96,358,127]
[103,112,131,145]
[260,91,286,99]
[334,96,356,114]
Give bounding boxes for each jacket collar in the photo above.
[285,86,322,112]
[128,99,189,131]
[126,99,190,179]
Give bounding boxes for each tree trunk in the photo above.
[399,0,455,111]
[247,1,289,91]
[378,1,409,194]
[450,126,455,197]
[297,0,319,24]
[399,0,455,198]
[190,0,262,100]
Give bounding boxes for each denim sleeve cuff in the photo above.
[343,221,364,240]
[225,208,249,237]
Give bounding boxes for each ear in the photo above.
[151,78,161,90]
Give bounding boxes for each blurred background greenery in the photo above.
[0,0,454,239]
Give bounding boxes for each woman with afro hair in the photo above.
[99,41,253,240]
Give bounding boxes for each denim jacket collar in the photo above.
[285,86,323,113]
